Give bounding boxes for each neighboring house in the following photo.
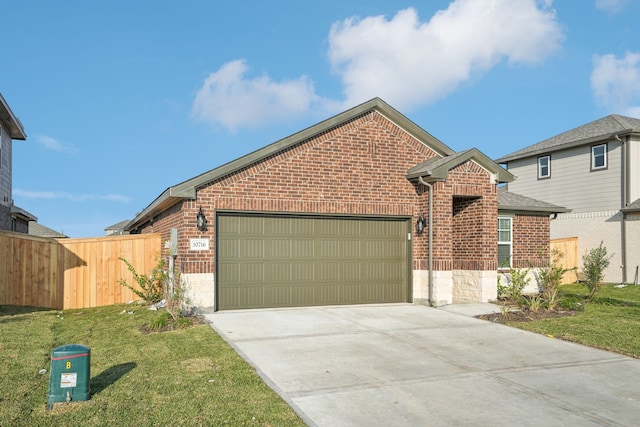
[497,114,640,284]
[126,98,565,310]
[29,221,67,238]
[0,93,28,233]
[10,205,37,234]
[105,219,131,236]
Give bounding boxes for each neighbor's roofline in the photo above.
[496,130,636,163]
[0,93,27,140]
[126,98,455,231]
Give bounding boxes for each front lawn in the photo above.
[507,283,640,358]
[0,304,305,426]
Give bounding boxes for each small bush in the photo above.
[498,267,530,304]
[581,242,613,301]
[533,249,574,310]
[118,256,167,303]
[523,294,544,312]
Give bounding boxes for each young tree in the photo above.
[581,242,612,301]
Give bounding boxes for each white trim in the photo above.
[537,155,550,178]
[591,143,607,170]
[497,216,512,269]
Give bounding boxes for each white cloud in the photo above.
[13,189,132,203]
[192,59,335,132]
[192,0,563,131]
[328,0,564,110]
[595,0,628,13]
[35,134,75,152]
[591,52,640,117]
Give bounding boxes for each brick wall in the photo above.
[512,213,550,268]
[139,109,535,278]
[141,110,440,273]
[414,162,498,271]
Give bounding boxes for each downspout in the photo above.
[615,134,628,284]
[418,176,433,306]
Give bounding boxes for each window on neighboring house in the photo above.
[537,155,550,179]
[498,217,512,269]
[591,143,607,170]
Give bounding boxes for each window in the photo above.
[591,144,607,170]
[498,217,512,269]
[537,155,550,179]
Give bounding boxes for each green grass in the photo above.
[508,283,640,358]
[0,304,305,427]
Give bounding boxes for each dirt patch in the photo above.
[478,308,577,323]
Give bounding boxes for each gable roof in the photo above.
[0,93,27,140]
[407,148,514,183]
[497,188,569,214]
[496,114,640,163]
[127,98,455,231]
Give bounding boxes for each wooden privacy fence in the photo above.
[550,237,579,284]
[0,231,161,310]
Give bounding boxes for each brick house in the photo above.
[126,98,565,310]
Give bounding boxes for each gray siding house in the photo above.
[497,114,640,283]
[0,93,32,233]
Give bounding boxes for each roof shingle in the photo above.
[497,114,640,163]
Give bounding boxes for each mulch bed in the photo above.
[478,308,577,323]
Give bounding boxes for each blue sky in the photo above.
[2,0,639,237]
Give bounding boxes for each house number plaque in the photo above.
[190,238,210,251]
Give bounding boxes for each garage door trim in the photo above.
[215,211,412,311]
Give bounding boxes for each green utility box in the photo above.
[47,344,91,409]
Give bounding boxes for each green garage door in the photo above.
[217,214,410,310]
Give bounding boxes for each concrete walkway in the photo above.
[205,304,640,426]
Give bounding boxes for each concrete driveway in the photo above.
[205,304,640,426]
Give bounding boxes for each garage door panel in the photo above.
[315,284,342,304]
[314,261,341,281]
[291,262,314,281]
[340,262,361,281]
[266,262,292,282]
[291,285,315,305]
[239,239,264,258]
[291,239,314,258]
[239,262,264,283]
[217,214,409,310]
[269,239,291,258]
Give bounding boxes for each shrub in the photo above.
[118,256,167,303]
[532,249,574,310]
[498,267,530,304]
[581,242,613,301]
[523,294,544,312]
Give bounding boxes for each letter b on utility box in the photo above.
[47,344,91,409]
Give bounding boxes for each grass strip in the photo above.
[0,304,305,426]
[508,283,640,358]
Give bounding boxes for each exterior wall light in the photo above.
[416,214,426,235]
[196,207,207,231]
